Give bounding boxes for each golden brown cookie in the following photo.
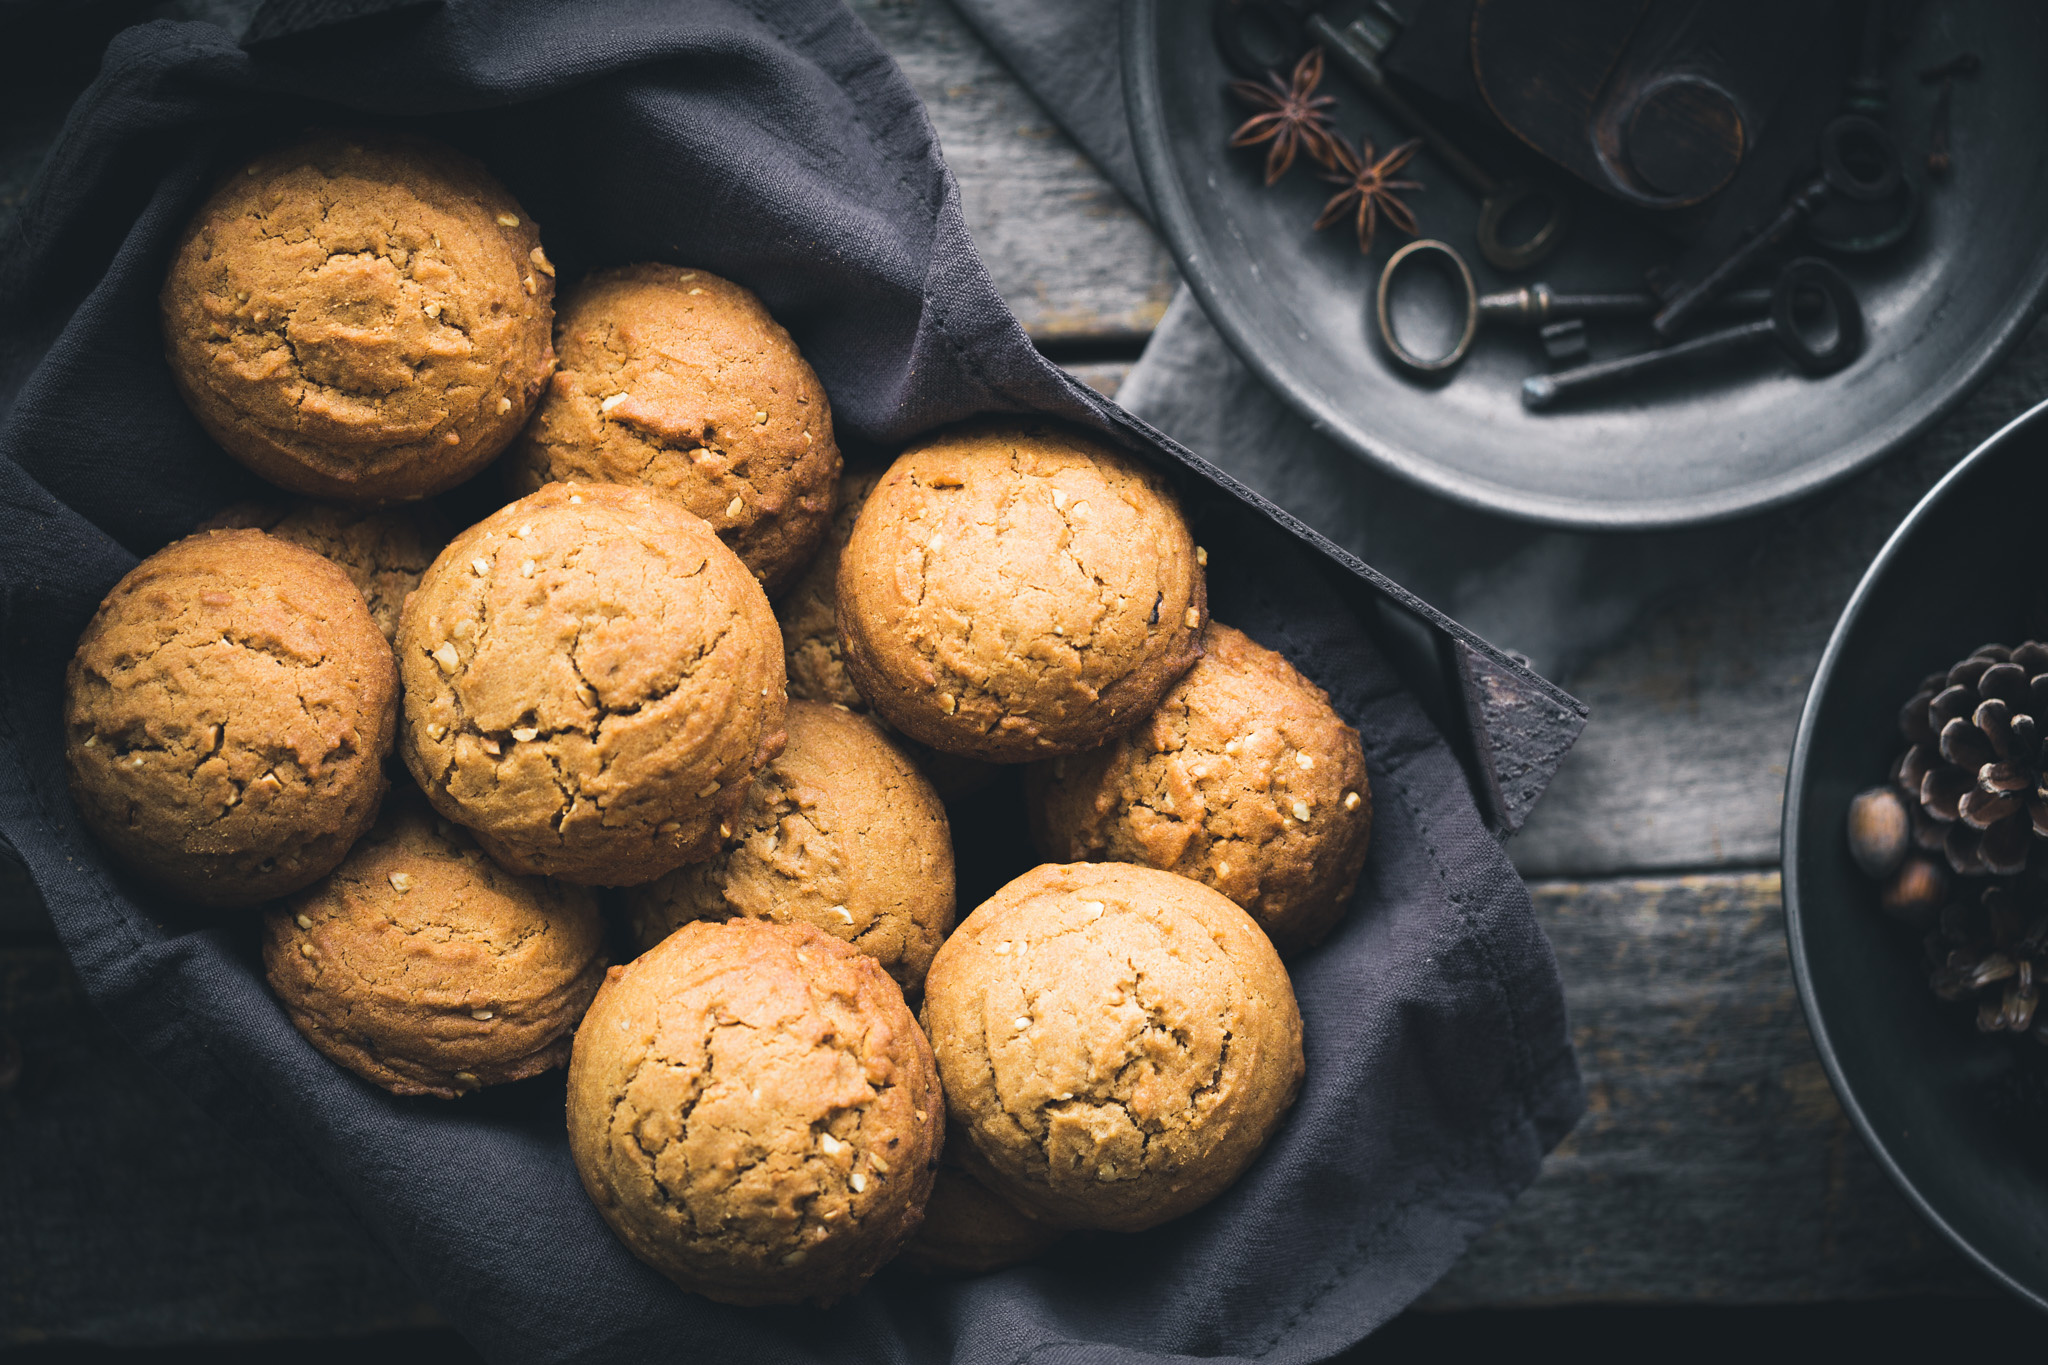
[201,498,451,644]
[777,465,997,798]
[396,481,786,885]
[161,132,556,502]
[262,794,605,1098]
[921,862,1303,1232]
[63,529,397,907]
[506,265,839,593]
[837,421,1206,762]
[1028,622,1372,954]
[900,1132,1062,1276]
[622,701,955,994]
[567,919,943,1306]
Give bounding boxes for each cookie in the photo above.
[1028,622,1372,953]
[63,529,397,907]
[777,465,995,798]
[262,794,605,1098]
[201,498,451,644]
[836,421,1206,762]
[396,480,786,885]
[900,1133,1062,1276]
[622,701,955,994]
[567,919,944,1305]
[506,265,839,593]
[921,862,1303,1232]
[161,132,555,502]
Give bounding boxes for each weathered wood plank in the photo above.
[1426,872,1989,1306]
[851,0,1176,345]
[1509,319,2048,880]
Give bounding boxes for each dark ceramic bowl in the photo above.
[1122,0,2048,528]
[1786,397,2048,1309]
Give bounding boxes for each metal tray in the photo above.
[1121,0,2048,529]
[1785,397,2048,1312]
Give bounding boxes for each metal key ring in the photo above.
[1376,239,1479,375]
[1770,256,1864,374]
[1819,114,1903,202]
[1476,180,1570,272]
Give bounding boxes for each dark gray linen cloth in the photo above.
[0,1,1581,1360]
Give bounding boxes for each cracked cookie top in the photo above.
[777,465,996,799]
[921,861,1303,1232]
[63,528,397,907]
[160,132,556,503]
[263,793,605,1099]
[396,480,787,885]
[567,918,943,1306]
[202,497,451,644]
[1028,622,1373,954]
[505,264,839,593]
[623,700,956,995]
[836,421,1207,762]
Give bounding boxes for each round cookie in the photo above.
[567,919,944,1306]
[622,701,955,994]
[837,422,1207,762]
[777,465,995,798]
[263,794,605,1098]
[921,862,1304,1232]
[1028,622,1372,954]
[900,1135,1062,1276]
[396,481,786,885]
[64,529,397,907]
[201,498,451,643]
[506,264,839,593]
[161,132,556,502]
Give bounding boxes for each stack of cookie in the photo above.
[62,130,1375,1307]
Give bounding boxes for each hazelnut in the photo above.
[1848,786,1911,879]
[1878,855,1948,928]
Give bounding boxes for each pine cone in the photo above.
[1894,641,2048,877]
[1929,881,2048,1040]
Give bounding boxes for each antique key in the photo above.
[1650,115,1898,338]
[1375,239,1775,375]
[1215,0,1568,270]
[1524,258,1863,410]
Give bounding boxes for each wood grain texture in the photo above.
[849,0,1176,344]
[1511,320,2048,880]
[1426,872,1991,1306]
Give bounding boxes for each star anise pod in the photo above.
[1227,46,1341,186]
[1314,135,1424,254]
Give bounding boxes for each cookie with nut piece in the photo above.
[64,528,397,907]
[567,918,943,1305]
[836,421,1207,762]
[161,132,556,503]
[263,793,606,1098]
[506,264,839,593]
[921,861,1304,1232]
[201,497,451,644]
[622,700,955,995]
[396,480,787,885]
[1028,621,1372,954]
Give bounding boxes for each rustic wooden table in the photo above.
[6,0,2045,1346]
